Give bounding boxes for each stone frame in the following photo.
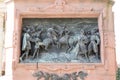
[12,9,105,71]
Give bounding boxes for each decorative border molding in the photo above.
[33,71,88,80]
[25,0,102,13]
[13,31,17,47]
[103,32,108,47]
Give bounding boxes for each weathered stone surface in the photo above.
[4,0,116,80]
[0,13,5,76]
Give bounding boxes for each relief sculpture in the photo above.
[20,18,101,63]
[33,71,88,80]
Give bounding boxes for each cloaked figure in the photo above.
[20,28,31,62]
[47,28,58,45]
[88,29,100,59]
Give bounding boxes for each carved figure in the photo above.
[42,38,53,51]
[32,38,44,59]
[62,73,71,80]
[71,72,78,80]
[43,72,51,80]
[59,26,69,37]
[78,71,88,80]
[31,28,43,39]
[47,28,58,45]
[33,71,44,80]
[77,30,89,61]
[69,39,80,59]
[20,29,31,61]
[38,28,58,51]
[57,31,70,49]
[50,73,59,80]
[67,33,83,53]
[88,29,100,58]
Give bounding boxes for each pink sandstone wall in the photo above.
[4,0,117,80]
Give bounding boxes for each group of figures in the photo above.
[20,24,100,63]
[33,71,88,80]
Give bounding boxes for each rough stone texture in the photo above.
[0,2,6,76]
[0,13,4,76]
[4,0,117,80]
[0,3,5,75]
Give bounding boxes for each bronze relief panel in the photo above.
[20,18,100,63]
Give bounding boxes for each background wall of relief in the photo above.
[20,18,100,63]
